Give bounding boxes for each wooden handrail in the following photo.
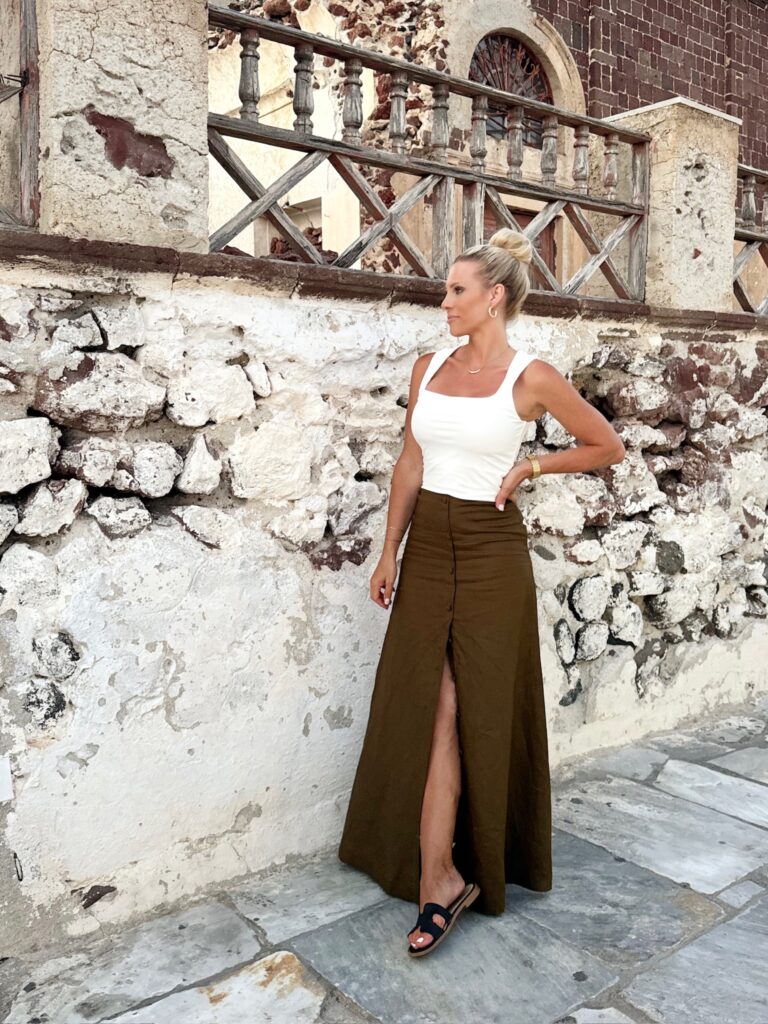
[208,5,650,143]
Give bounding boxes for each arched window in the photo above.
[468,33,553,148]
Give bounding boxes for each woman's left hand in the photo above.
[494,463,527,511]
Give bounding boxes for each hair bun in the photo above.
[487,227,533,265]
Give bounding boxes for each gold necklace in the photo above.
[463,349,513,374]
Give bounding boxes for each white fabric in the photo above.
[410,345,536,502]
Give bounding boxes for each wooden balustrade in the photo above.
[0,0,38,229]
[734,164,768,316]
[0,71,27,226]
[207,4,651,302]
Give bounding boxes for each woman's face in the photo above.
[440,260,504,337]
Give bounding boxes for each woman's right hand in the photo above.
[370,553,398,610]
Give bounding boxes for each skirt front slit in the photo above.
[337,486,552,916]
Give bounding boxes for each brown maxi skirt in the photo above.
[338,485,552,917]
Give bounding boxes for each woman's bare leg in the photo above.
[407,653,468,950]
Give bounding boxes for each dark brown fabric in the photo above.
[338,486,552,916]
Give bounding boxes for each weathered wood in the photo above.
[430,82,450,159]
[20,0,39,227]
[603,132,619,201]
[733,166,768,314]
[0,78,22,104]
[469,93,488,173]
[506,105,524,181]
[329,153,435,276]
[0,206,24,226]
[209,148,327,252]
[562,213,639,296]
[208,114,646,218]
[540,114,558,188]
[733,265,756,313]
[333,172,440,268]
[562,201,633,300]
[342,57,363,145]
[209,5,651,143]
[462,94,488,250]
[733,239,761,280]
[208,128,323,262]
[627,140,649,301]
[740,174,756,228]
[209,7,654,296]
[572,124,589,194]
[293,43,314,135]
[735,226,768,243]
[485,188,561,293]
[389,70,408,155]
[429,82,454,274]
[238,28,260,121]
[462,181,484,251]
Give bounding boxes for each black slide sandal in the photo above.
[406,882,480,957]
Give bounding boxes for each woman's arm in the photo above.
[381,352,432,558]
[370,352,431,609]
[495,358,626,508]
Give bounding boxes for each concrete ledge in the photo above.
[1,228,766,333]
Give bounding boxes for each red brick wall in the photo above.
[530,0,768,169]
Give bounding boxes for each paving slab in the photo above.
[289,896,617,1024]
[622,892,768,1024]
[715,879,764,909]
[643,731,731,762]
[227,849,387,944]
[691,714,766,746]
[653,758,768,828]
[110,951,328,1023]
[507,829,721,966]
[553,776,768,893]
[556,746,669,785]
[708,745,768,784]
[1,901,262,1024]
[554,1008,645,1024]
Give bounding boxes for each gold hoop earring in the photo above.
[488,305,498,319]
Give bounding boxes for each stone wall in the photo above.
[1,247,767,952]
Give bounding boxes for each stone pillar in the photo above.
[605,97,741,312]
[36,0,208,251]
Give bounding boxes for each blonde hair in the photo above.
[453,228,533,322]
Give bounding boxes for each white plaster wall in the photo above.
[36,0,209,250]
[0,258,767,955]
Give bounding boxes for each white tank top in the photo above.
[410,345,536,502]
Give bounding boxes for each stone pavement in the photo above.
[2,695,767,1024]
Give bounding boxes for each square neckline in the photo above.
[423,347,523,400]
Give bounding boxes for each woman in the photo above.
[338,228,626,957]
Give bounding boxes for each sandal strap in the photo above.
[422,901,453,927]
[414,910,446,942]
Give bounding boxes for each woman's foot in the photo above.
[407,867,467,950]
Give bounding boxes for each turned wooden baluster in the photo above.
[572,123,589,194]
[741,174,757,229]
[463,93,487,249]
[389,70,408,155]
[506,105,524,181]
[238,28,260,121]
[603,131,619,201]
[540,114,558,187]
[342,57,363,145]
[293,43,314,134]
[430,82,454,277]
